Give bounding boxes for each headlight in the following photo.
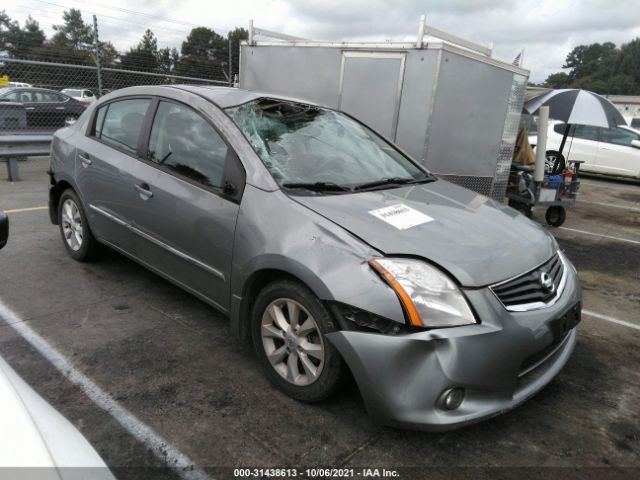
[370,258,477,328]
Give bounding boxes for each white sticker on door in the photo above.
[369,204,433,230]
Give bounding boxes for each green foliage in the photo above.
[120,29,159,71]
[0,9,249,85]
[543,39,640,95]
[52,8,93,50]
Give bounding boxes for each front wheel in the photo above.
[252,280,345,402]
[58,189,104,261]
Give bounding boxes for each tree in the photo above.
[176,27,227,80]
[541,39,640,95]
[120,29,159,72]
[227,27,248,77]
[52,9,92,50]
[543,72,571,89]
[157,46,179,75]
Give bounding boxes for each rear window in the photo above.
[64,90,82,98]
[93,99,150,154]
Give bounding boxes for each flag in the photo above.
[512,49,524,67]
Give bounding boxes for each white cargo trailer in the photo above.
[239,18,529,200]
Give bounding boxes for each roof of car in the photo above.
[164,85,321,109]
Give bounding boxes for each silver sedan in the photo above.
[48,86,581,430]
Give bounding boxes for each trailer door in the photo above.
[339,52,405,141]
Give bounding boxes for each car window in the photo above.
[64,90,82,98]
[573,125,599,141]
[600,127,640,147]
[97,99,151,154]
[94,106,107,138]
[84,91,94,98]
[226,99,425,188]
[3,91,21,102]
[147,101,228,188]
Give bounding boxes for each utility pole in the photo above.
[93,15,103,97]
[228,38,233,87]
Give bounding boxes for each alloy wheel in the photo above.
[260,298,325,386]
[61,198,83,251]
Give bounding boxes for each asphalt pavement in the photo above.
[0,158,638,480]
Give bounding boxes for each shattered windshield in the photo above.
[226,99,428,191]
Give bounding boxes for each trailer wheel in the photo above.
[545,206,566,227]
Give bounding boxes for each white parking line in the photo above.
[583,309,640,332]
[558,227,640,245]
[578,200,640,212]
[0,300,209,480]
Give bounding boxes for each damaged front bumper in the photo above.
[326,265,582,431]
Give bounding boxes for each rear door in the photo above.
[596,127,640,177]
[74,97,152,254]
[125,98,244,312]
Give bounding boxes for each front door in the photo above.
[596,126,640,177]
[126,99,242,312]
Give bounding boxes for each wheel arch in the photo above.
[230,260,334,341]
[49,176,77,225]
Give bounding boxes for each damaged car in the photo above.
[48,86,581,430]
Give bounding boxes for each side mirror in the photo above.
[631,140,640,149]
[0,211,8,250]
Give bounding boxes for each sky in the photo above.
[4,0,640,83]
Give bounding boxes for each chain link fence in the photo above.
[1,38,243,134]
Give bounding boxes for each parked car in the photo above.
[0,87,86,130]
[48,86,582,431]
[630,117,640,130]
[61,88,97,106]
[8,81,32,88]
[531,120,640,179]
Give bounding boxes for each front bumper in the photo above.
[326,262,582,431]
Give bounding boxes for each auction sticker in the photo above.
[369,204,433,230]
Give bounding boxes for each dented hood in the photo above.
[293,180,557,287]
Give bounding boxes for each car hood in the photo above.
[293,180,556,287]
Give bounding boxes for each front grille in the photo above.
[491,253,565,310]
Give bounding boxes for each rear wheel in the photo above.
[58,189,104,261]
[252,280,345,402]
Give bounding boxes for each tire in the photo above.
[545,206,566,227]
[58,189,104,261]
[545,150,566,175]
[251,280,345,402]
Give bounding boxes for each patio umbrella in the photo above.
[523,89,626,155]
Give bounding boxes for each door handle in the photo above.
[56,107,65,110]
[24,107,35,110]
[134,183,153,200]
[78,152,92,167]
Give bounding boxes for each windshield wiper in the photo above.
[281,181,352,193]
[353,175,435,191]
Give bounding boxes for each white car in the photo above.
[531,120,640,179]
[61,88,97,106]
[8,82,32,88]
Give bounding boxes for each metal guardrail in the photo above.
[0,135,52,181]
